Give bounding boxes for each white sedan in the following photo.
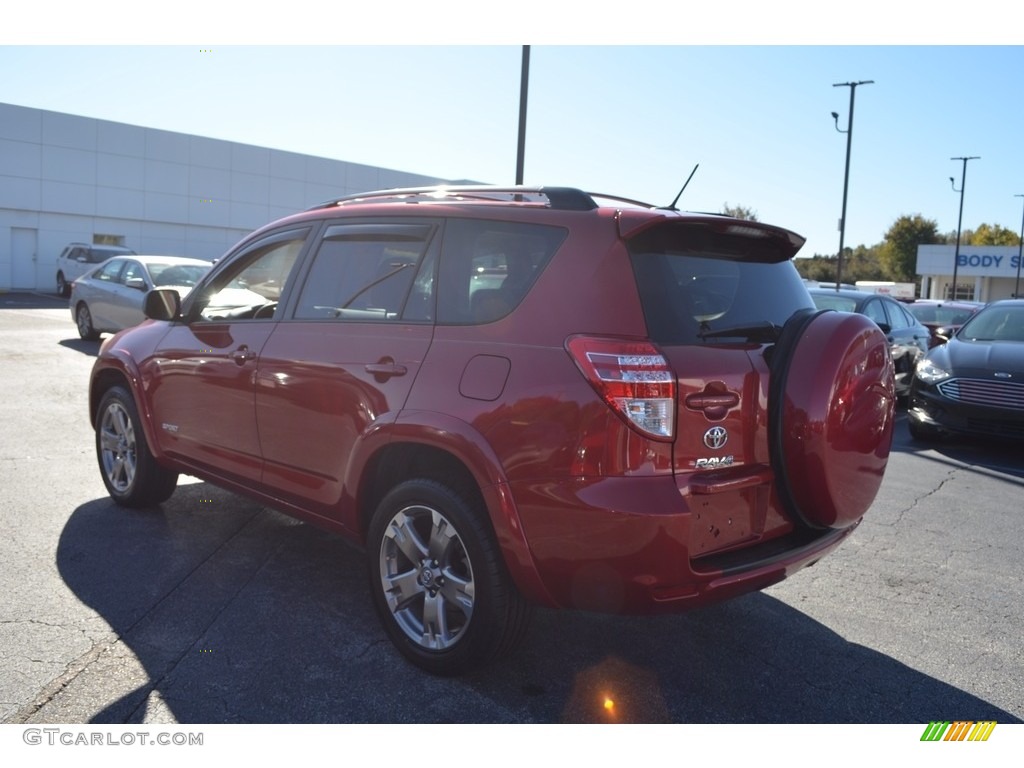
[69,255,212,340]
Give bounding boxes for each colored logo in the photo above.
[920,721,997,741]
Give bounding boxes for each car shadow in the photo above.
[55,483,1022,724]
[58,338,101,357]
[892,411,1024,481]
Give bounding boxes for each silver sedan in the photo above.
[69,255,212,340]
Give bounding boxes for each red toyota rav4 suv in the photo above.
[89,186,895,675]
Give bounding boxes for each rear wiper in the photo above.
[697,322,782,342]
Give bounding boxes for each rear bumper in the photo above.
[510,473,856,614]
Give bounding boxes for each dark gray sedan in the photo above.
[809,288,930,397]
[69,255,211,340]
[908,299,1024,441]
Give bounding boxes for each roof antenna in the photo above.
[663,164,699,211]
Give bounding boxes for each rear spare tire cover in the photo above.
[769,309,895,529]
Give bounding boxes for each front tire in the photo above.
[76,303,100,341]
[96,386,178,508]
[367,479,532,675]
[57,272,69,297]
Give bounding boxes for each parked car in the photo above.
[89,185,896,675]
[908,299,1024,441]
[56,242,137,297]
[808,288,930,397]
[70,255,211,340]
[905,298,985,348]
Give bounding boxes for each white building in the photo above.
[917,244,1024,302]
[1,102,457,292]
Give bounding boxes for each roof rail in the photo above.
[307,185,603,212]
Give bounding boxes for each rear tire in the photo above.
[96,386,178,508]
[367,479,532,675]
[76,303,100,341]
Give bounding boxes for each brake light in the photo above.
[566,336,676,441]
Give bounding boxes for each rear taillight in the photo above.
[566,336,676,441]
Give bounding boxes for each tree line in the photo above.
[720,204,1022,283]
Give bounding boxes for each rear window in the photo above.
[628,228,813,345]
[810,293,858,312]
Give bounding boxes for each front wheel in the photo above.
[57,272,69,297]
[96,386,178,507]
[367,479,532,675]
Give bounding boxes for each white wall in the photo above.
[0,103,450,291]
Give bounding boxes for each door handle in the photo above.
[229,345,254,365]
[365,360,407,380]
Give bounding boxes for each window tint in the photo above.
[629,232,814,345]
[293,224,434,321]
[436,218,566,324]
[193,232,308,321]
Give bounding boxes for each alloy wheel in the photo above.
[99,401,137,493]
[378,504,475,651]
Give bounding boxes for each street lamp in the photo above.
[515,45,530,185]
[1015,193,1024,299]
[949,156,980,300]
[831,80,873,292]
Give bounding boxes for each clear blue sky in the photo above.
[3,40,1023,260]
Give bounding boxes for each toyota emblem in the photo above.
[703,426,728,450]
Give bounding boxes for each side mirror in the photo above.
[876,322,891,334]
[125,277,147,291]
[144,289,181,321]
[933,326,953,345]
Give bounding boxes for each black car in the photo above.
[809,288,930,397]
[908,299,1024,441]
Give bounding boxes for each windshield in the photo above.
[957,305,1024,342]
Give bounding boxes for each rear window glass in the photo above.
[628,229,813,345]
[809,293,858,313]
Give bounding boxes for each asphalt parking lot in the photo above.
[1,291,1022,724]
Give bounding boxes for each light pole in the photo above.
[1015,193,1024,299]
[831,79,873,291]
[949,156,980,300]
[515,45,530,185]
